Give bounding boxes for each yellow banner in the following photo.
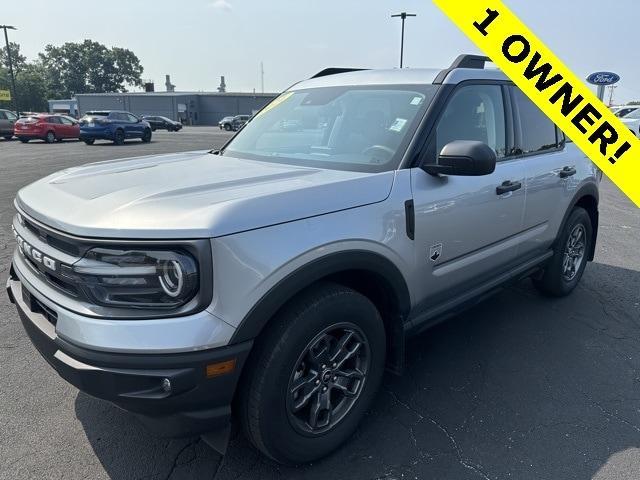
[0,90,10,101]
[433,0,640,207]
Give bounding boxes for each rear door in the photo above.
[410,82,528,311]
[510,87,573,256]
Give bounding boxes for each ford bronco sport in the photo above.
[7,55,600,465]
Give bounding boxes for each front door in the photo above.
[410,83,527,312]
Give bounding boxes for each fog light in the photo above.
[161,378,172,393]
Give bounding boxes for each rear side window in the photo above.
[512,88,558,154]
[0,111,6,120]
[47,117,61,124]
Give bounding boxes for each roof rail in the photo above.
[310,68,368,79]
[433,54,493,84]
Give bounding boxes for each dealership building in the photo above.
[74,91,278,126]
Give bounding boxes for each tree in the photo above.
[0,42,27,74]
[15,62,48,112]
[40,40,144,97]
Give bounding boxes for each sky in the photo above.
[2,0,639,104]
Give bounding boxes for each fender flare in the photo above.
[556,183,599,261]
[229,250,411,345]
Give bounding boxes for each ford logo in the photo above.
[586,72,620,86]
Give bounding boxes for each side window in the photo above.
[512,88,558,154]
[60,117,73,125]
[434,84,507,159]
[47,117,61,124]
[0,111,7,120]
[127,114,139,122]
[6,111,16,120]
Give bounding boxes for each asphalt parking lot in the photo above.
[0,127,639,480]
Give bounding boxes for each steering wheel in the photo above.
[361,145,395,163]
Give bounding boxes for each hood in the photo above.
[16,151,394,239]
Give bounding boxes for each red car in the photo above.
[14,114,80,143]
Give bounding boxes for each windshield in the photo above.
[622,108,640,119]
[221,84,438,172]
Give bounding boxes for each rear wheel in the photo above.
[3,135,12,140]
[113,129,125,145]
[238,282,386,465]
[224,124,232,131]
[83,138,95,145]
[141,129,152,143]
[19,138,29,143]
[533,207,592,297]
[45,131,56,144]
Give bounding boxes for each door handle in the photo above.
[559,166,577,178]
[496,180,522,195]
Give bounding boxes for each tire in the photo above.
[150,126,156,132]
[83,139,95,145]
[19,138,29,143]
[141,129,152,143]
[238,282,386,465]
[45,131,56,144]
[224,124,232,131]
[533,206,592,297]
[113,129,125,145]
[4,135,12,140]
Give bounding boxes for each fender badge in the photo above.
[429,244,443,262]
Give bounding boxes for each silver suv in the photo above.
[7,55,600,465]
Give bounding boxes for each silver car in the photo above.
[7,55,600,464]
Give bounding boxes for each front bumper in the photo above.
[7,268,252,437]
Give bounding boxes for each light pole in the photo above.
[0,25,18,114]
[391,12,416,68]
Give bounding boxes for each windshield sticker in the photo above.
[410,96,423,106]
[389,118,408,132]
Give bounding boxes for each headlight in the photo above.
[64,247,199,309]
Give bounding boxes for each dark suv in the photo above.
[79,110,152,145]
[141,115,182,132]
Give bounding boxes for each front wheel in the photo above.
[45,131,56,143]
[533,206,592,297]
[83,138,95,145]
[224,124,232,131]
[141,129,152,143]
[19,138,29,143]
[238,282,386,465]
[3,135,12,140]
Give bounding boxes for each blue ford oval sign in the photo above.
[586,72,620,86]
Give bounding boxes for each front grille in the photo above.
[23,218,80,257]
[14,214,83,300]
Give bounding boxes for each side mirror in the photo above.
[421,140,497,176]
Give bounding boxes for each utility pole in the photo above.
[0,25,18,114]
[260,61,264,94]
[607,85,618,107]
[391,12,416,68]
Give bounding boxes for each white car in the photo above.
[620,108,640,137]
[612,105,640,118]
